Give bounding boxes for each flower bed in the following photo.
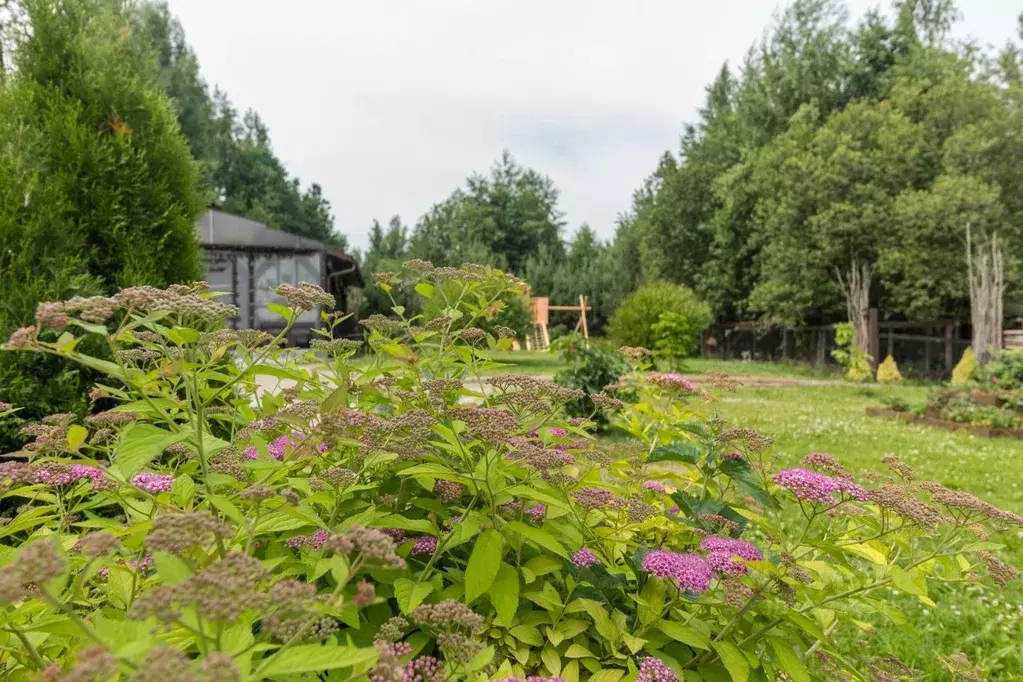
[0,264,1018,682]
[865,406,1023,440]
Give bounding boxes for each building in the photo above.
[197,208,363,344]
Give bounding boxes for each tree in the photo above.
[408,151,565,273]
[0,0,205,447]
[134,1,345,247]
[752,99,926,346]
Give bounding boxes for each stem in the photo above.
[6,625,46,670]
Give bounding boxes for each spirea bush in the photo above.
[0,262,1019,681]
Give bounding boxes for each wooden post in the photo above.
[887,329,894,358]
[579,295,589,340]
[782,329,792,359]
[924,329,932,374]
[944,323,954,375]
[868,308,880,366]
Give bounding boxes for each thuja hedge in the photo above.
[0,262,1018,681]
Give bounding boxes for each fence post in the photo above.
[868,308,880,367]
[945,323,954,375]
[782,329,792,359]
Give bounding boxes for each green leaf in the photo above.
[589,671,626,682]
[844,543,887,565]
[394,578,434,614]
[465,530,503,603]
[371,514,435,534]
[541,643,562,676]
[504,484,570,510]
[510,625,544,647]
[172,474,195,507]
[648,442,701,464]
[489,563,519,623]
[415,282,435,298]
[718,459,775,509]
[153,551,192,585]
[257,643,377,676]
[659,621,710,650]
[208,495,246,526]
[564,643,595,659]
[267,302,296,321]
[712,641,749,682]
[891,566,927,596]
[505,521,568,558]
[321,383,349,415]
[115,424,187,478]
[66,425,88,451]
[767,637,810,682]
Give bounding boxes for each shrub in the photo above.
[831,322,873,382]
[978,349,1023,390]
[879,394,910,412]
[608,281,712,352]
[551,333,631,429]
[951,347,980,386]
[875,355,903,384]
[651,312,702,370]
[1,262,1019,681]
[0,0,204,449]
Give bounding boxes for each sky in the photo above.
[165,0,1021,251]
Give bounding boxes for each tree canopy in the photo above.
[615,0,1023,330]
[134,2,343,247]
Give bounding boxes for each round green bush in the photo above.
[608,281,712,351]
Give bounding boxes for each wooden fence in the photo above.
[702,310,976,377]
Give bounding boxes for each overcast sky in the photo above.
[165,0,1020,251]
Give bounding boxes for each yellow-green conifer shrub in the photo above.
[951,347,979,385]
[876,355,903,383]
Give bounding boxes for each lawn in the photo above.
[701,378,1023,679]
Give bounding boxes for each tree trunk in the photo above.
[836,261,872,356]
[967,226,1005,366]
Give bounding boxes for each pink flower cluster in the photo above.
[700,535,762,576]
[573,486,624,510]
[525,504,545,524]
[572,548,599,567]
[641,480,666,494]
[132,472,174,494]
[244,431,326,460]
[641,550,712,594]
[33,464,109,488]
[773,467,868,504]
[637,656,678,682]
[411,536,438,556]
[649,373,697,392]
[285,529,328,550]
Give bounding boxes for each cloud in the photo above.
[166,0,1019,250]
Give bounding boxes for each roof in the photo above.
[197,208,330,252]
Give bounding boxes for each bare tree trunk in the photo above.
[836,261,872,354]
[967,226,1005,366]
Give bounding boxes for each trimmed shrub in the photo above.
[875,355,903,384]
[951,347,980,386]
[831,322,873,382]
[608,281,712,352]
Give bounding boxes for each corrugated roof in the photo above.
[197,208,331,252]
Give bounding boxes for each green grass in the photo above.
[706,381,1023,679]
[686,357,839,380]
